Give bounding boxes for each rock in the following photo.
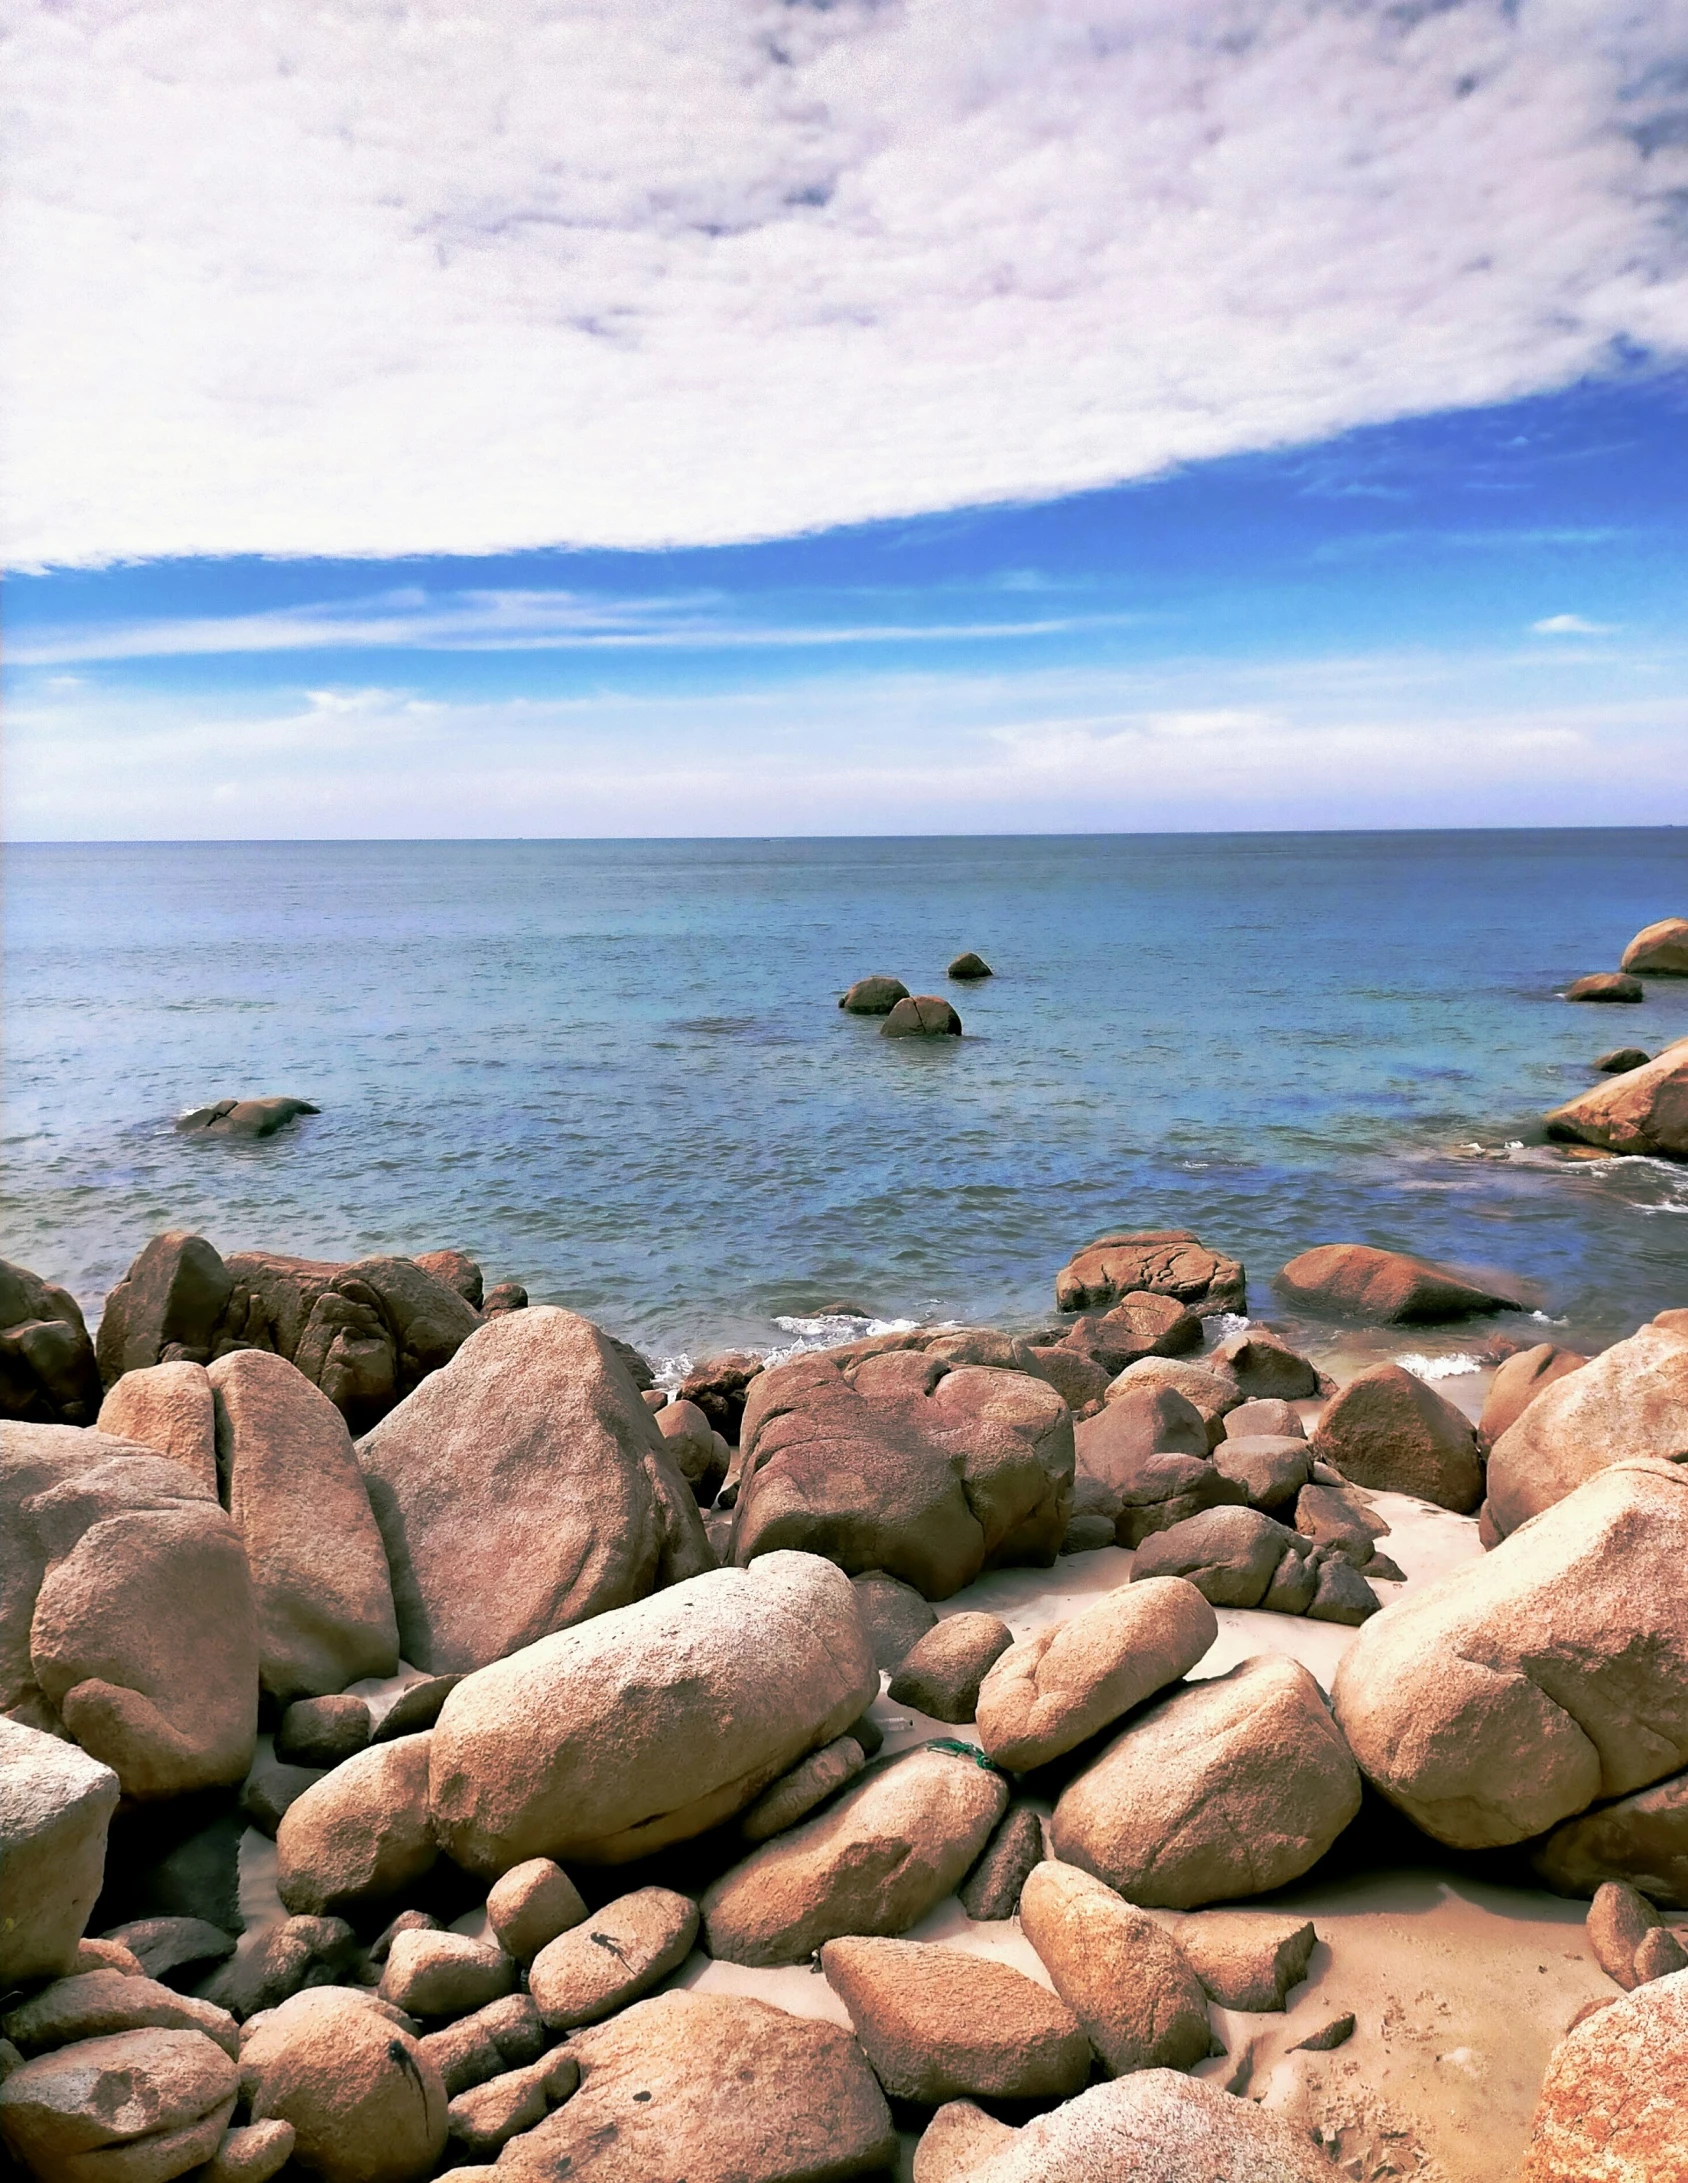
[14,1427,260,1799]
[947,952,993,980]
[1053,1655,1361,1906]
[176,1096,320,1137]
[958,1803,1044,1919]
[445,2048,577,2157]
[678,1351,765,1443]
[732,1351,1072,1600]
[0,1718,119,1986]
[655,1396,729,1505]
[1486,1318,1688,1534]
[1104,1355,1240,1439]
[379,1931,516,2019]
[416,1993,546,2096]
[1077,1377,1207,1470]
[274,1695,371,1768]
[975,1578,1216,1772]
[1211,1326,1320,1400]
[201,2119,297,2183]
[702,1744,1009,1966]
[1566,970,1645,1002]
[1635,1925,1688,1983]
[485,1859,587,1962]
[480,1281,527,1317]
[527,1887,698,2029]
[1534,1766,1688,1906]
[1519,1966,1688,2183]
[913,2102,1018,2183]
[1130,1505,1319,1611]
[2,1971,239,2060]
[99,1918,234,1991]
[1333,1458,1688,1847]
[1293,1479,1389,1565]
[1225,1396,1306,1439]
[1309,1361,1482,1512]
[196,1916,359,2022]
[1584,1882,1661,1989]
[240,1759,323,1837]
[882,995,962,1037]
[840,975,910,1015]
[367,1910,439,1966]
[1277,1241,1522,1324]
[94,1365,217,1495]
[821,1934,1088,2101]
[210,1349,398,1704]
[1212,1433,1311,1511]
[0,1261,103,1427]
[1596,1045,1652,1072]
[1293,2011,1355,2051]
[357,1308,711,1674]
[0,2027,237,2183]
[275,1735,436,1917]
[956,2070,1333,2182]
[1623,916,1688,975]
[371,1676,463,1742]
[1055,1230,1246,1316]
[429,1551,877,1874]
[95,1234,233,1384]
[411,1249,483,1309]
[1018,1861,1210,2074]
[1545,1043,1688,1158]
[1028,1344,1112,1413]
[492,1989,896,2183]
[1478,1341,1587,1448]
[1173,1912,1317,2010]
[73,1938,145,1977]
[742,1736,866,1841]
[1310,1556,1383,1625]
[849,1570,937,1672]
[921,1328,1042,1374]
[238,1986,447,2183]
[1059,1292,1203,1375]
[888,1614,1014,1723]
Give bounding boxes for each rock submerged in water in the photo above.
[1276,1240,1522,1323]
[947,951,993,980]
[839,975,909,1015]
[882,995,963,1037]
[176,1096,320,1138]
[1595,1044,1651,1073]
[1621,915,1688,975]
[1055,1229,1245,1316]
[1564,971,1644,1003]
[1544,1038,1688,1159]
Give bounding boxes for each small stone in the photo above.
[1175,1913,1317,2010]
[73,1938,147,1977]
[914,2101,1017,2183]
[416,1993,547,2097]
[371,1674,464,1741]
[366,1908,442,1966]
[481,1281,527,1316]
[888,1614,1015,1723]
[959,1803,1045,1920]
[741,1736,867,1841]
[1293,2010,1356,2051]
[199,2118,297,2183]
[274,1693,372,1768]
[378,1930,517,2019]
[1633,1924,1688,1984]
[240,1758,325,1837]
[947,952,993,980]
[527,1887,699,2030]
[485,1858,588,1962]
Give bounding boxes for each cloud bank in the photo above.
[5,0,1687,566]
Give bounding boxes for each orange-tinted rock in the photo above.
[1055,1231,1245,1316]
[1545,1043,1688,1159]
[1565,971,1644,1002]
[1276,1242,1521,1324]
[1621,917,1688,975]
[1478,1341,1586,1449]
[95,1232,232,1383]
[882,995,962,1037]
[0,1259,103,1426]
[1519,1967,1688,2182]
[1309,1361,1482,1512]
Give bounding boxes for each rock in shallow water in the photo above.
[881,995,962,1037]
[1055,1230,1246,1316]
[1276,1241,1522,1323]
[1545,1041,1688,1158]
[1622,916,1688,974]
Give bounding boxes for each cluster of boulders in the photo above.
[1552,914,1688,1157]
[838,954,990,1038]
[3,1218,1687,2182]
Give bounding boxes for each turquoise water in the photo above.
[4,832,1686,1364]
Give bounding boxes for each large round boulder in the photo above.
[1477,1341,1586,1450]
[1050,1654,1361,1906]
[1276,1242,1521,1323]
[1018,1861,1210,2075]
[275,1735,437,1917]
[429,1551,876,1875]
[1565,971,1644,1002]
[239,1987,448,2183]
[1545,1041,1688,1159]
[1518,1966,1688,2182]
[839,975,909,1015]
[730,1349,1072,1600]
[1055,1230,1245,1316]
[1332,1458,1688,1848]
[1309,1361,1482,1512]
[357,1307,712,1673]
[1621,916,1688,975]
[881,995,962,1037]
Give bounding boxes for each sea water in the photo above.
[4,831,1686,1365]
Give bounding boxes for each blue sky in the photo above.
[5,2,1688,836]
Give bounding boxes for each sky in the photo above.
[4,0,1688,837]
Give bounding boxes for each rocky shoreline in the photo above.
[3,1200,1688,2183]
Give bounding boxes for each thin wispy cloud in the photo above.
[1531,612,1620,635]
[4,1,1686,567]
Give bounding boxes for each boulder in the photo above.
[1478,1341,1586,1449]
[2,1970,238,2060]
[1130,1505,1326,1613]
[881,995,962,1037]
[839,975,909,1015]
[492,1989,896,2183]
[1211,1326,1320,1399]
[951,2069,1333,2183]
[702,1745,1009,1966]
[947,953,992,980]
[1332,1459,1688,1847]
[0,1260,103,1426]
[238,1987,448,2183]
[1053,1655,1361,1906]
[821,1935,1088,2101]
[275,1735,436,1917]
[241,1758,323,1838]
[445,2048,577,2158]
[888,1614,1014,1723]
[731,1351,1072,1600]
[1173,1911,1317,2010]
[429,1552,876,1875]
[976,1578,1216,1772]
[1075,1380,1209,1478]
[1293,1479,1389,1565]
[0,1717,119,1986]
[95,1365,217,1496]
[1596,1045,1652,1072]
[1623,916,1688,975]
[1211,1433,1311,1511]
[1277,1242,1522,1323]
[1058,1292,1202,1375]
[1545,1043,1688,1158]
[371,1674,463,1742]
[411,1249,483,1308]
[1519,1965,1688,2183]
[742,1736,867,1841]
[849,1570,937,1671]
[176,1096,319,1137]
[655,1396,729,1505]
[1017,1861,1209,2075]
[203,2120,297,2183]
[1055,1231,1245,1316]
[1486,1318,1688,1536]
[196,1915,360,2022]
[210,1350,398,1704]
[1309,1361,1482,1512]
[1225,1396,1305,1440]
[95,1233,233,1383]
[100,1918,234,1991]
[274,1695,371,1769]
[678,1351,765,1443]
[913,2102,1014,2183]
[1103,1356,1239,1439]
[1565,971,1645,1002]
[0,2027,237,2183]
[416,1993,546,2097]
[1114,1455,1248,1549]
[481,1281,527,1316]
[1534,1766,1688,1907]
[357,1308,711,1674]
[1027,1344,1112,1413]
[1635,1925,1688,1983]
[527,1887,698,2028]
[485,1859,587,1962]
[958,1803,1044,1920]
[379,1931,516,2020]
[1585,1880,1661,1988]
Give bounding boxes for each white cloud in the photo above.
[3,1,1686,569]
[1531,612,1620,634]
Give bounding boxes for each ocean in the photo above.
[5,831,1686,1372]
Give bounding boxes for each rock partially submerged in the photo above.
[1544,1039,1688,1159]
[882,995,963,1037]
[839,975,909,1015]
[947,952,993,980]
[1055,1230,1245,1316]
[176,1096,320,1138]
[1621,916,1688,975]
[1277,1242,1522,1323]
[1564,971,1644,1003]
